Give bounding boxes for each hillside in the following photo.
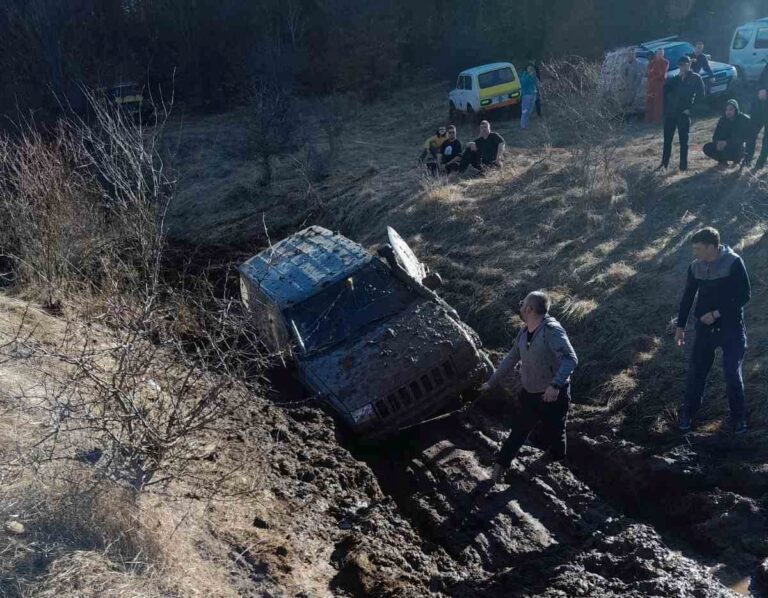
[164,81,768,594]
[2,80,767,597]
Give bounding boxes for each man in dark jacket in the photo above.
[675,227,751,434]
[439,125,463,174]
[691,41,714,78]
[703,99,752,166]
[747,64,768,169]
[480,291,578,484]
[659,55,705,171]
[458,120,505,174]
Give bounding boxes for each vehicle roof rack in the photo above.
[639,35,680,48]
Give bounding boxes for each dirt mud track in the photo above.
[329,389,764,597]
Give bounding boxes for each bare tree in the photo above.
[247,81,298,186]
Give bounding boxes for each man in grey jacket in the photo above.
[480,291,578,484]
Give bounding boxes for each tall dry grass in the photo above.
[0,94,269,594]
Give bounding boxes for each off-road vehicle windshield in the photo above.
[284,261,415,353]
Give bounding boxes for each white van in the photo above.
[730,18,768,81]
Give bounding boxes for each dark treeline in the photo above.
[0,0,764,120]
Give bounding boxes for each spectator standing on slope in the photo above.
[675,227,751,434]
[658,55,704,172]
[620,48,645,112]
[645,48,669,124]
[519,64,539,130]
[691,41,715,78]
[480,291,578,485]
[747,63,768,169]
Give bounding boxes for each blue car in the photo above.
[636,37,737,97]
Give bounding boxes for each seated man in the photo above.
[439,125,462,174]
[703,99,752,167]
[419,126,448,174]
[458,120,505,174]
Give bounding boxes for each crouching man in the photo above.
[480,291,578,485]
[703,99,752,167]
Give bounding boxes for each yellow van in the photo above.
[448,62,522,121]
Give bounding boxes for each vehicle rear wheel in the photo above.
[449,102,458,124]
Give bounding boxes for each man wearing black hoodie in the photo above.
[703,99,752,166]
[659,55,705,171]
[675,228,751,434]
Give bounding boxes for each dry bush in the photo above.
[539,57,627,193]
[0,91,267,492]
[0,467,161,597]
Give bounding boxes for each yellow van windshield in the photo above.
[478,68,515,89]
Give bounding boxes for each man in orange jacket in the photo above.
[645,48,668,124]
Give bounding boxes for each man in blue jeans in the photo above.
[675,227,751,433]
[480,291,578,485]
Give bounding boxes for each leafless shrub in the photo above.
[316,93,359,167]
[539,57,626,193]
[0,90,268,493]
[247,82,298,186]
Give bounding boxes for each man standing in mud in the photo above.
[675,227,751,434]
[480,291,578,484]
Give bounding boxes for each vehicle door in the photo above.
[450,75,464,110]
[464,74,477,111]
[750,26,768,80]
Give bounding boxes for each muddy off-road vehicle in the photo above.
[239,226,492,438]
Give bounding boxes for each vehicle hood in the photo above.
[668,61,736,78]
[299,300,479,412]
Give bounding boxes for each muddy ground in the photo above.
[245,378,767,597]
[160,85,768,596]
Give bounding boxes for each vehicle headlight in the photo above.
[352,404,376,423]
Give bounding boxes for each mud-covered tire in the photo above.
[449,102,458,124]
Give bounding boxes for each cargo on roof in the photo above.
[238,226,373,308]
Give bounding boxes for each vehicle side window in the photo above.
[756,28,768,50]
[733,28,753,50]
[464,75,474,90]
[456,76,464,90]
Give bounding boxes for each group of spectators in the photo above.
[419,121,507,176]
[418,64,543,176]
[622,41,768,171]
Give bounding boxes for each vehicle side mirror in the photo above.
[422,272,443,290]
[377,244,398,270]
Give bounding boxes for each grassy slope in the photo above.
[170,83,768,452]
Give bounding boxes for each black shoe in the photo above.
[654,164,668,172]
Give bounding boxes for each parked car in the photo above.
[448,62,522,121]
[239,226,492,438]
[730,18,768,82]
[601,37,738,113]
